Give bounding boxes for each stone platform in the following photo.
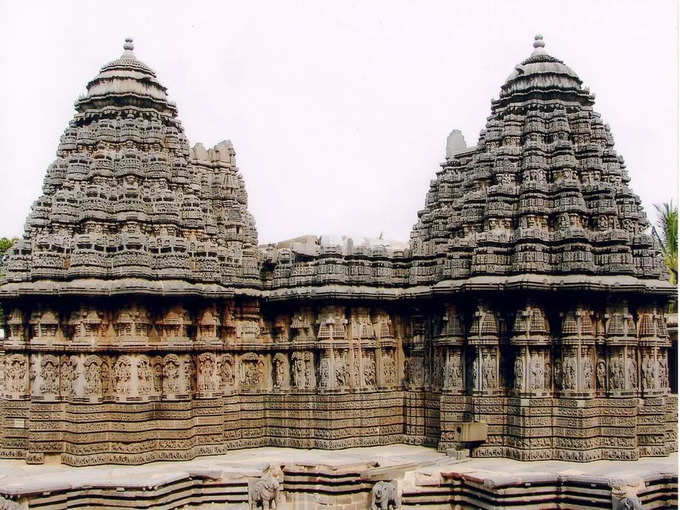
[0,445,675,509]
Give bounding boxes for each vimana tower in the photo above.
[0,36,675,467]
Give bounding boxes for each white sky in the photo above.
[0,0,676,245]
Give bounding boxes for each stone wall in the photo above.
[0,293,675,465]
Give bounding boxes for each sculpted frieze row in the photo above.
[0,346,403,400]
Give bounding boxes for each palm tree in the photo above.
[654,201,678,286]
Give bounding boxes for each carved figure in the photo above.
[40,356,59,395]
[563,356,576,390]
[319,357,331,388]
[335,353,349,388]
[596,360,606,389]
[248,475,281,510]
[514,355,523,390]
[383,353,396,386]
[371,480,400,510]
[364,355,376,387]
[84,356,102,396]
[272,354,287,389]
[292,353,306,389]
[582,357,593,390]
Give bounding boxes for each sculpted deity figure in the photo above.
[319,357,331,389]
[163,356,180,394]
[627,357,637,389]
[84,357,102,396]
[482,353,495,389]
[471,360,479,390]
[659,356,668,388]
[113,357,132,396]
[152,358,162,394]
[198,354,216,392]
[183,357,197,394]
[582,357,593,390]
[596,360,606,390]
[514,355,524,390]
[554,361,563,390]
[364,355,376,387]
[610,356,625,390]
[304,354,315,389]
[138,358,153,395]
[100,360,111,396]
[529,355,543,390]
[221,357,235,389]
[292,354,306,389]
[335,352,349,388]
[272,355,287,389]
[40,356,59,395]
[383,353,396,386]
[563,355,576,390]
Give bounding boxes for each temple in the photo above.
[0,35,675,470]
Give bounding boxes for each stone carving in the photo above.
[371,480,400,510]
[241,355,265,390]
[582,356,593,390]
[363,351,376,387]
[220,355,235,390]
[197,353,217,393]
[162,354,181,395]
[383,352,397,386]
[113,356,132,396]
[642,355,657,390]
[529,354,544,390]
[596,360,606,390]
[291,352,306,389]
[248,475,281,510]
[0,35,674,467]
[514,355,524,390]
[40,355,60,395]
[84,356,102,397]
[335,350,349,388]
[272,353,289,389]
[481,352,496,390]
[609,355,625,391]
[319,356,331,389]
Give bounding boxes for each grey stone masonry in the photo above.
[0,36,675,467]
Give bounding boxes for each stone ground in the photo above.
[0,445,675,496]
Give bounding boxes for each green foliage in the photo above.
[0,236,18,331]
[654,201,678,287]
[0,237,17,256]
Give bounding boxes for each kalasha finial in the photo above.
[533,34,545,49]
[123,38,134,51]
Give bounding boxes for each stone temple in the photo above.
[0,35,676,507]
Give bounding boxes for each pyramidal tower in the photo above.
[6,38,259,289]
[410,35,667,282]
[0,36,674,467]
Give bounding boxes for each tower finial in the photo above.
[123,38,134,51]
[533,34,545,49]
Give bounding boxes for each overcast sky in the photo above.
[0,1,676,245]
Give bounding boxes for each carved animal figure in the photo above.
[249,475,281,510]
[371,480,400,510]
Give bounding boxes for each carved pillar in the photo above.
[436,303,465,394]
[467,302,502,395]
[637,304,670,395]
[557,306,596,397]
[510,302,551,395]
[604,302,638,396]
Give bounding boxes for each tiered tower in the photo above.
[0,36,675,466]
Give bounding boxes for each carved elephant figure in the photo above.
[371,480,400,510]
[616,496,643,510]
[249,475,281,510]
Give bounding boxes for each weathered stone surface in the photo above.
[0,35,675,468]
